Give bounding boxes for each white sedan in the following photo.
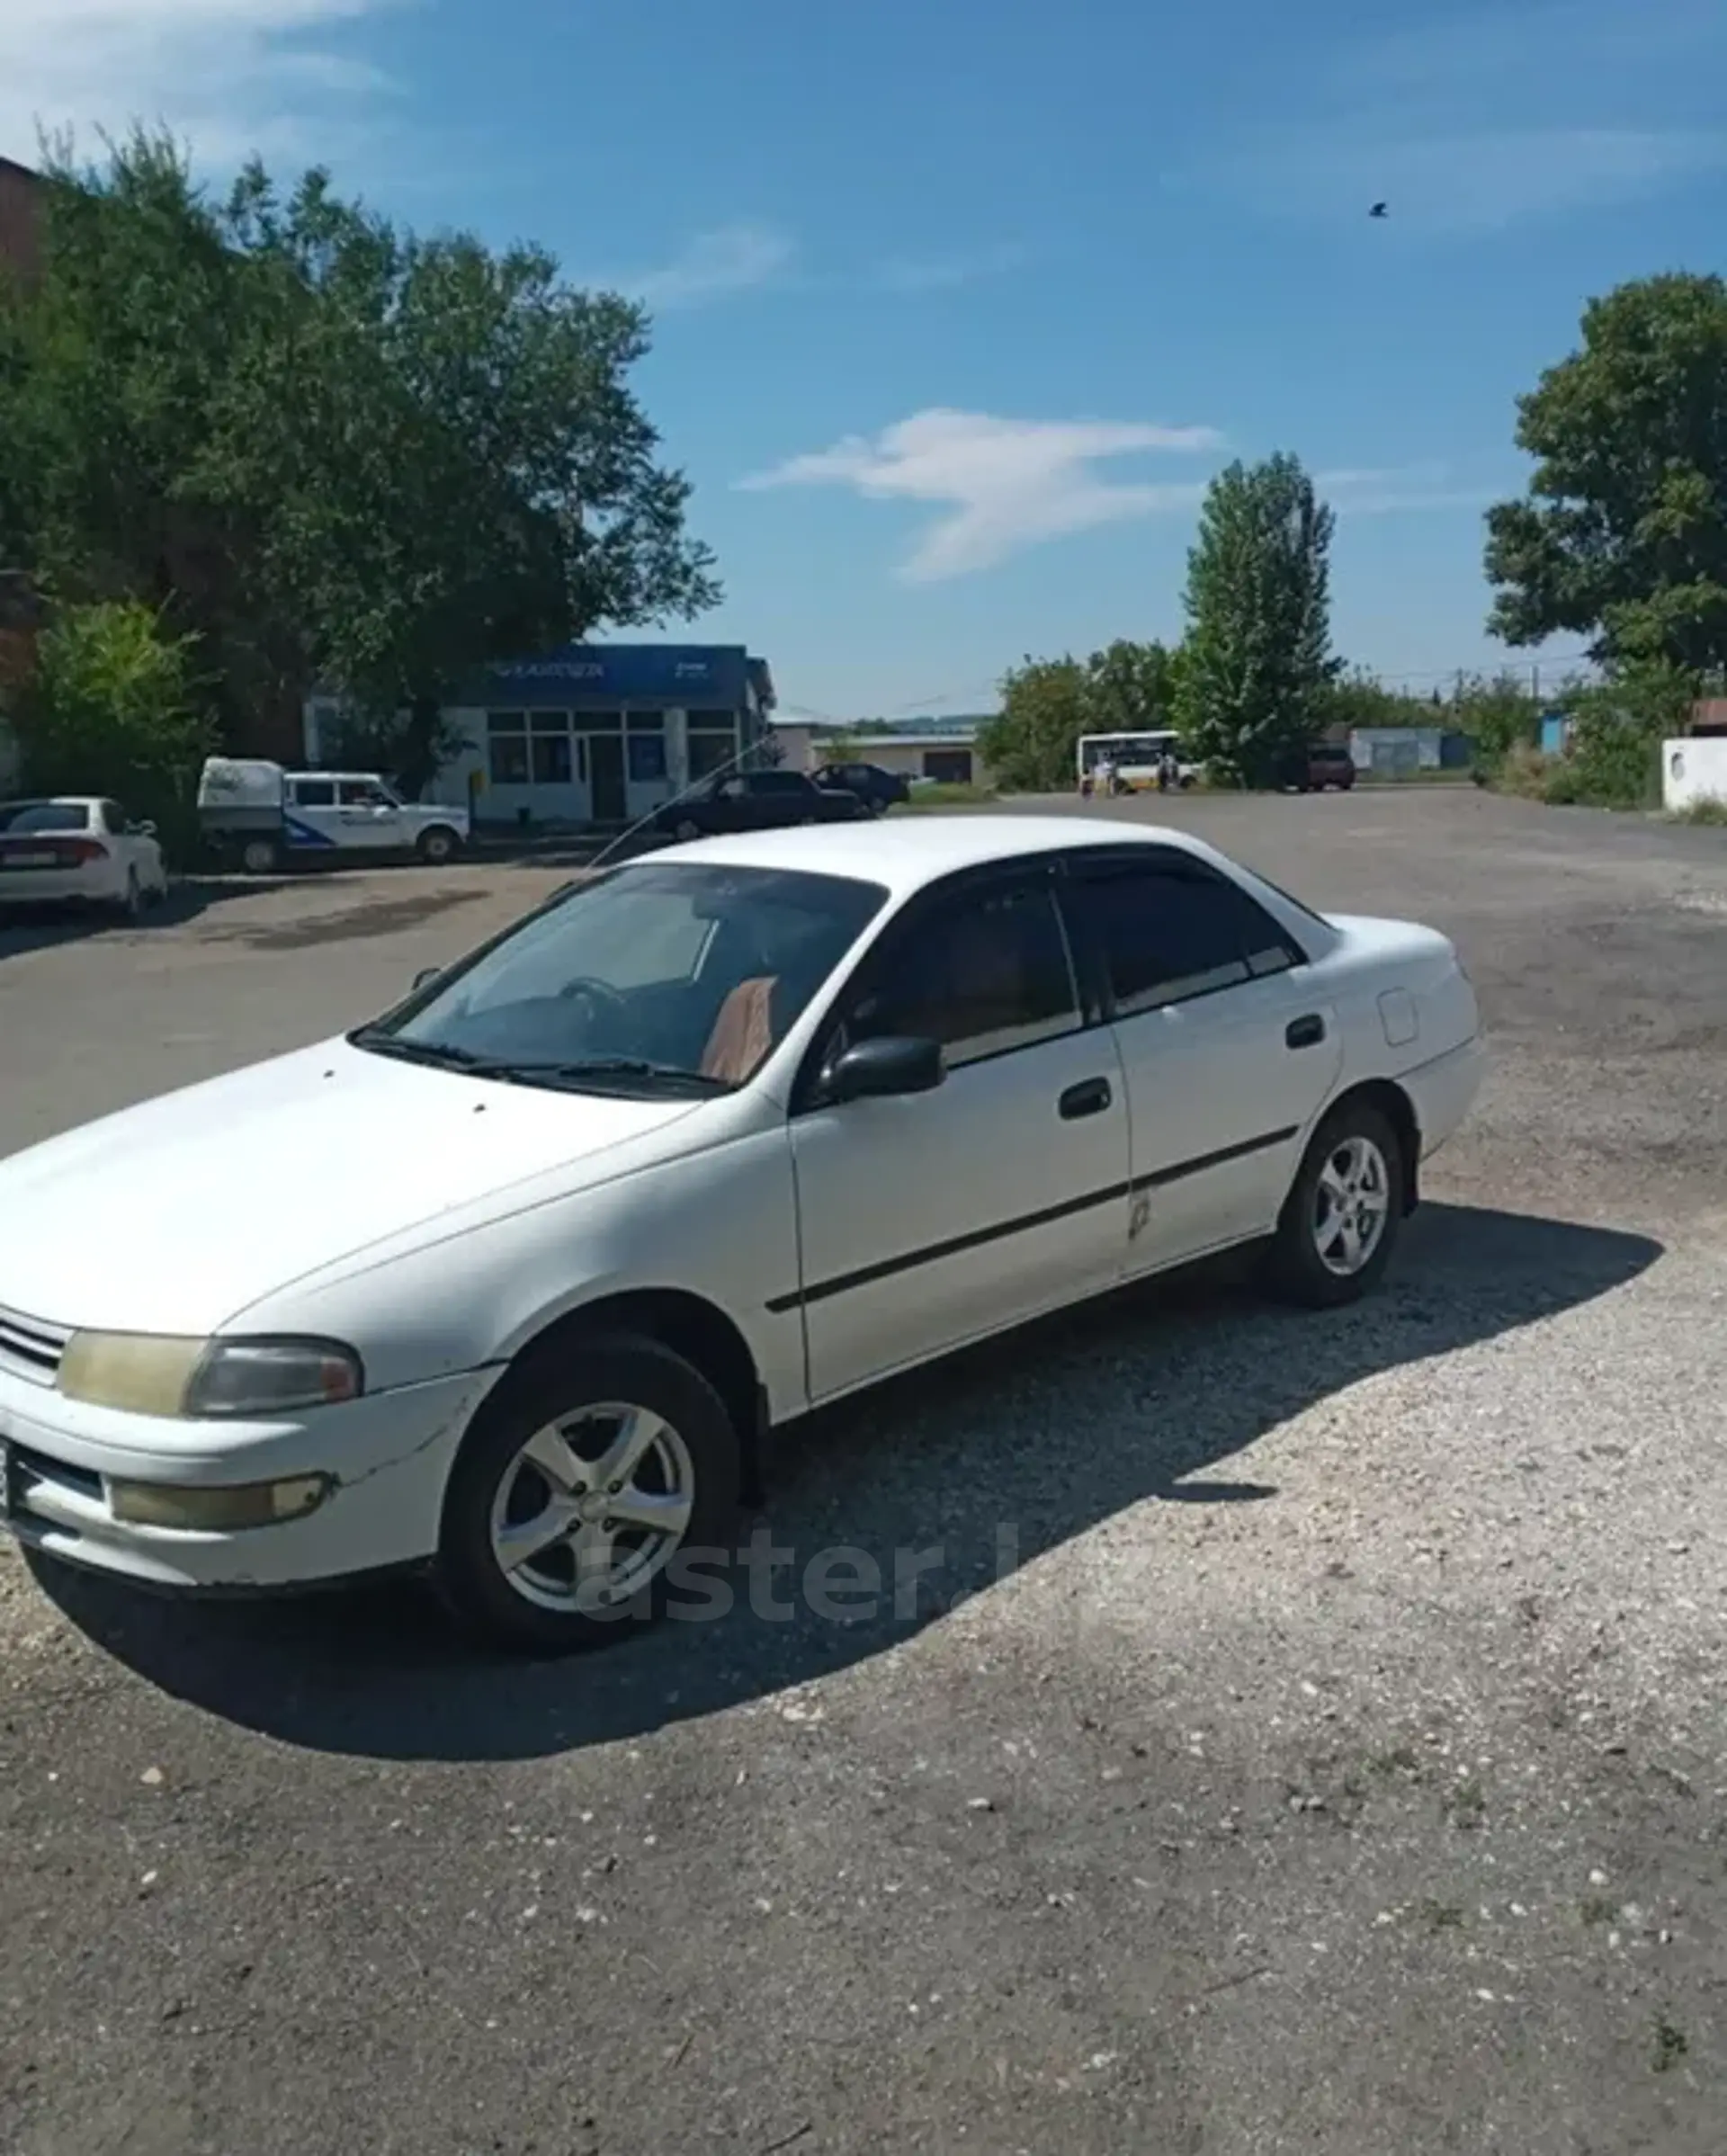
[0,795,169,917]
[0,817,1484,1651]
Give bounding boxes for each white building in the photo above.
[307,644,775,828]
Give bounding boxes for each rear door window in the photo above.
[1066,858,1302,1015]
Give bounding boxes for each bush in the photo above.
[14,601,214,854]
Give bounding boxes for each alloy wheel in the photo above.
[1311,1132,1391,1276]
[488,1401,696,1615]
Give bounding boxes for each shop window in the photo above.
[628,729,667,783]
[488,735,530,784]
[532,734,573,783]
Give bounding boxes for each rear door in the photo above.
[284,776,342,854]
[1060,850,1343,1269]
[745,772,815,828]
[787,864,1132,1400]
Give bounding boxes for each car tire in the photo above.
[674,819,702,842]
[434,1334,743,1654]
[416,825,460,865]
[1263,1098,1404,1310]
[240,836,279,876]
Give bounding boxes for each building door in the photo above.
[923,747,974,785]
[589,734,627,821]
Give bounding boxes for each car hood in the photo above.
[0,1040,702,1337]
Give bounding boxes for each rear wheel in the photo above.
[435,1335,742,1653]
[1264,1100,1403,1309]
[240,836,278,876]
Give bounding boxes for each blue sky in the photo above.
[4,0,1725,721]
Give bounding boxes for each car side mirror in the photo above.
[825,1034,944,1104]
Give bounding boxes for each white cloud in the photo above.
[1318,463,1499,515]
[622,224,794,311]
[872,242,1026,294]
[1180,0,1727,234]
[1222,126,1727,236]
[738,407,1222,581]
[0,0,393,172]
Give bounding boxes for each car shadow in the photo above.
[37,1203,1661,1761]
[0,878,293,963]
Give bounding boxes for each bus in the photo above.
[1076,731,1199,794]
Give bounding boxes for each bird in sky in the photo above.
[1369,201,1388,218]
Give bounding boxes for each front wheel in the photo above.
[435,1336,742,1653]
[416,825,460,865]
[240,836,279,876]
[1263,1100,1403,1309]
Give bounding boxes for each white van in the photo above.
[197,759,470,875]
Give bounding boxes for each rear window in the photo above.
[0,801,90,835]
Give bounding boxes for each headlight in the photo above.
[57,1333,364,1418]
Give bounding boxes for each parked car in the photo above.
[650,768,864,840]
[811,761,912,815]
[0,797,170,918]
[1277,742,1358,792]
[197,757,470,875]
[0,817,1485,1653]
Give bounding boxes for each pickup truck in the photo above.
[650,769,866,840]
[198,758,470,873]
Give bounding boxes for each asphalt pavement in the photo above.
[2,788,1725,2156]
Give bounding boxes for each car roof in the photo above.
[634,813,1221,897]
[1,794,99,809]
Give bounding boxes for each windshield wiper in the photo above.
[488,1058,731,1096]
[347,1028,495,1070]
[349,1031,728,1095]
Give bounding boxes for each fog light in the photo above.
[108,1474,333,1532]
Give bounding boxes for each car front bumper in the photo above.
[0,1363,500,1591]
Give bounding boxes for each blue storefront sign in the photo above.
[479,643,754,709]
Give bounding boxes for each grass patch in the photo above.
[1366,1744,1421,1779]
[1651,2013,1688,2074]
[1579,1896,1619,1927]
[1445,1780,1487,1830]
[1672,798,1727,826]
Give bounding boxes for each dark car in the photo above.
[810,760,912,815]
[651,768,866,841]
[1276,741,1358,792]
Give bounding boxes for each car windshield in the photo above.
[352,861,889,1095]
[0,801,90,835]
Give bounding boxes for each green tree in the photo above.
[979,655,1093,791]
[1176,452,1340,784]
[0,132,720,791]
[1082,638,1183,736]
[1484,273,1727,677]
[977,639,1182,792]
[13,599,213,837]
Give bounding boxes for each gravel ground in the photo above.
[2,788,1725,2155]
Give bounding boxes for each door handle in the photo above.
[1285,1013,1326,1050]
[1058,1076,1113,1120]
